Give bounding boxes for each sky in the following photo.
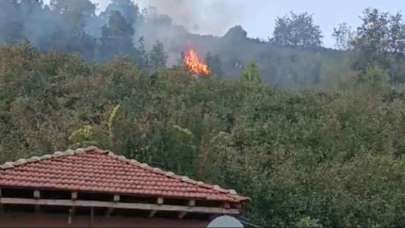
[62,0,405,47]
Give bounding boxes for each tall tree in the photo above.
[352,8,405,77]
[272,12,322,48]
[332,23,354,50]
[50,0,95,31]
[148,41,168,70]
[103,0,140,26]
[100,11,136,60]
[352,8,391,71]
[48,0,97,58]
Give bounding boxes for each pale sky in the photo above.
[48,0,405,47]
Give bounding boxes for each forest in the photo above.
[1,0,405,227]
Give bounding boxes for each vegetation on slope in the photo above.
[1,45,405,227]
[1,1,405,227]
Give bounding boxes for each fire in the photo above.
[184,48,210,76]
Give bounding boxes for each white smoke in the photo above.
[81,0,246,36]
[136,0,245,36]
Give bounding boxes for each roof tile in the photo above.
[0,147,248,203]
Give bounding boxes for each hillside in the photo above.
[0,0,350,89]
[1,45,405,227]
[2,1,405,227]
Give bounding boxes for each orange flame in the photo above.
[184,48,210,76]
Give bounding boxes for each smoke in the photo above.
[132,0,248,65]
[138,0,244,36]
[86,0,246,36]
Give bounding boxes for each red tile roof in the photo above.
[0,147,248,203]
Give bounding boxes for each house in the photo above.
[0,146,248,227]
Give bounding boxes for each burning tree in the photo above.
[183,48,210,76]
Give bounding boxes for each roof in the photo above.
[0,146,248,203]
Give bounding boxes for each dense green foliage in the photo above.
[1,45,405,227]
[272,12,323,48]
[2,1,405,227]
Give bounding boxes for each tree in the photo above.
[333,23,354,50]
[351,8,405,79]
[99,11,136,60]
[4,44,405,227]
[223,26,248,42]
[50,0,95,32]
[358,65,389,89]
[388,13,405,56]
[205,52,224,77]
[48,0,97,58]
[242,61,262,83]
[272,12,322,48]
[103,0,140,25]
[352,9,391,71]
[148,41,168,70]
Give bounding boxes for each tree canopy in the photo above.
[272,12,323,48]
